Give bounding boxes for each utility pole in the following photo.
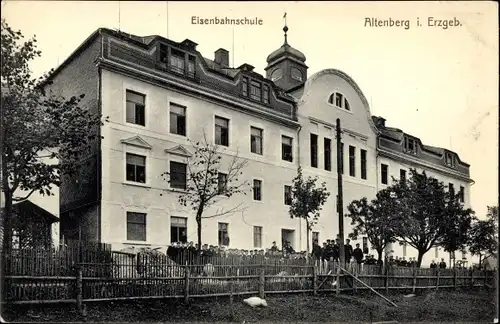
[336,118,345,266]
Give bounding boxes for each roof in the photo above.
[1,200,59,223]
[372,115,470,166]
[267,43,306,64]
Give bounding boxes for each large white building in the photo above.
[43,26,473,265]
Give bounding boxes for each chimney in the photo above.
[215,48,229,68]
[374,116,386,128]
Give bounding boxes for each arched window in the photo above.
[271,68,283,82]
[328,92,351,111]
[291,67,303,81]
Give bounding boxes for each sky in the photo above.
[2,1,498,218]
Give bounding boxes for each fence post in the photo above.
[184,265,190,304]
[259,268,265,299]
[436,268,440,290]
[335,264,340,295]
[312,265,317,296]
[453,267,457,289]
[412,266,417,294]
[76,266,83,315]
[470,268,474,287]
[385,265,389,295]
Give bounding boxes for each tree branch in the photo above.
[202,202,248,219]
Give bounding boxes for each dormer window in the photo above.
[445,151,457,168]
[242,77,248,96]
[271,68,283,82]
[170,48,185,74]
[328,92,351,111]
[403,136,417,155]
[250,81,262,101]
[263,85,270,104]
[291,67,303,81]
[187,56,195,78]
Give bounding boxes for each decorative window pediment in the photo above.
[165,145,192,158]
[121,136,152,149]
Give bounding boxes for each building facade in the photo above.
[45,27,472,262]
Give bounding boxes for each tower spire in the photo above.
[283,12,288,45]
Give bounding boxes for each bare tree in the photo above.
[162,133,250,249]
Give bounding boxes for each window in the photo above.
[126,153,146,183]
[127,212,146,241]
[170,161,187,189]
[187,56,196,78]
[345,98,350,111]
[291,67,303,81]
[312,231,319,244]
[253,179,262,201]
[242,77,248,96]
[215,116,229,146]
[449,183,455,195]
[126,90,145,126]
[250,80,262,101]
[169,103,186,136]
[461,250,466,260]
[324,138,332,171]
[340,143,344,174]
[328,93,350,111]
[402,242,407,257]
[170,217,187,243]
[459,186,465,203]
[218,173,227,195]
[253,226,262,248]
[170,48,185,74]
[445,151,457,168]
[282,136,293,162]
[381,164,388,184]
[250,127,263,155]
[335,93,343,108]
[360,149,367,180]
[362,237,368,254]
[271,68,282,82]
[218,223,229,246]
[349,145,356,177]
[403,136,417,155]
[400,169,406,182]
[263,85,270,104]
[284,185,292,205]
[310,134,318,168]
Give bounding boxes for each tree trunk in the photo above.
[196,210,202,251]
[2,189,14,275]
[306,221,310,254]
[376,248,383,262]
[478,253,482,268]
[416,250,425,268]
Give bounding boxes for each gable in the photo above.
[120,136,152,149]
[165,145,192,157]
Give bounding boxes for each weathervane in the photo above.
[283,12,288,44]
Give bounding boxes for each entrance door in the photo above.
[281,229,296,250]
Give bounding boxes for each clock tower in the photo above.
[265,22,308,92]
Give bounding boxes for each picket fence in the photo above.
[2,244,495,311]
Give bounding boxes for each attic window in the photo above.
[291,67,303,81]
[445,151,457,168]
[403,136,417,155]
[328,92,350,111]
[170,48,185,75]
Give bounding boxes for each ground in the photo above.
[2,288,496,323]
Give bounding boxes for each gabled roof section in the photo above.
[1,200,59,223]
[373,115,470,168]
[120,136,152,149]
[165,145,192,157]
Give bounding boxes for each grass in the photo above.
[2,287,496,323]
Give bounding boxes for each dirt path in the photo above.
[2,288,496,323]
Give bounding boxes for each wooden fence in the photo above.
[3,259,494,308]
